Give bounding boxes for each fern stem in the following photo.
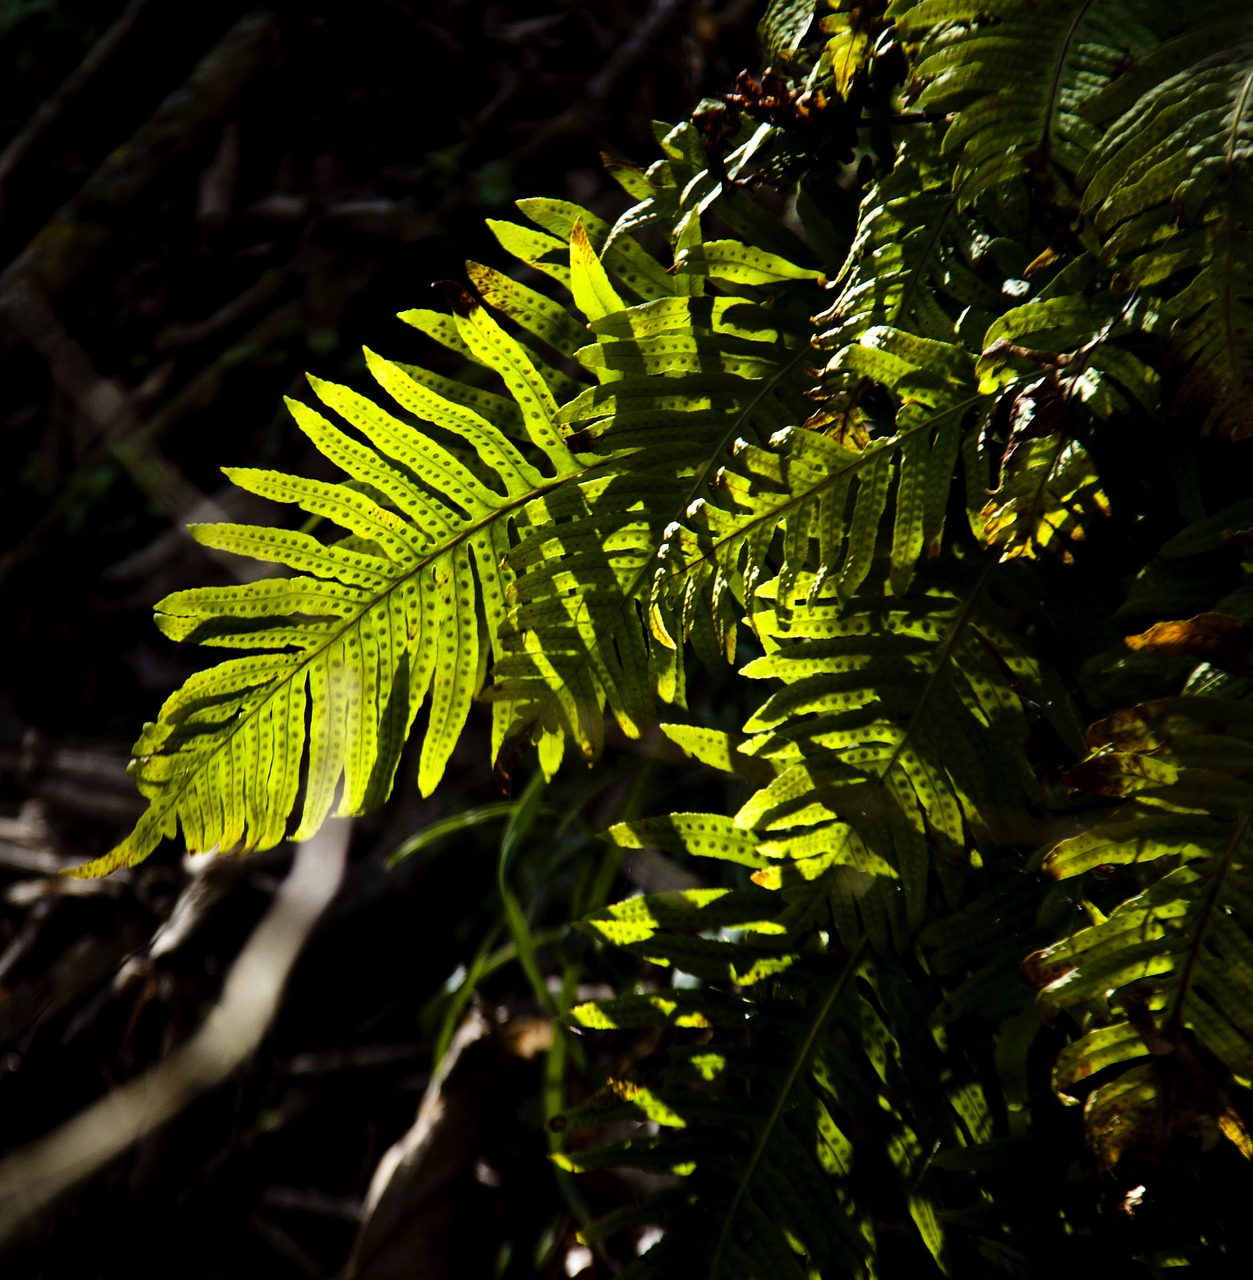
[1037,0,1095,173]
[892,190,959,329]
[875,553,997,786]
[1219,66,1253,397]
[707,935,869,1280]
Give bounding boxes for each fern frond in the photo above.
[491,242,823,767]
[891,0,1168,206]
[87,193,813,872]
[608,110,828,276]
[497,196,677,303]
[976,292,1161,417]
[660,328,981,638]
[1080,42,1253,438]
[74,265,608,875]
[563,942,883,1279]
[1026,696,1253,1168]
[815,130,1001,350]
[564,907,1005,1276]
[818,1,891,97]
[759,0,817,74]
[979,427,1110,563]
[557,554,1056,1270]
[614,568,1048,953]
[734,571,1046,949]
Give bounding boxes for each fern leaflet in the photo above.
[1026,695,1253,1167]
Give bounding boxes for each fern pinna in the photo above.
[84,0,1253,1273]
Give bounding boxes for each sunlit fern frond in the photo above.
[814,130,1002,351]
[657,328,982,641]
[607,112,832,277]
[890,0,1169,206]
[487,195,678,303]
[817,0,892,97]
[70,286,595,877]
[563,902,1000,1277]
[1079,38,1253,438]
[975,285,1161,416]
[553,563,1074,1275]
[758,0,817,74]
[730,570,1049,949]
[560,605,1073,1276]
[490,232,825,769]
[964,269,1161,560]
[979,425,1111,564]
[1026,695,1253,1169]
[554,559,1065,1272]
[624,568,1052,952]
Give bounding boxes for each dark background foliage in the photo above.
[0,2,760,1275]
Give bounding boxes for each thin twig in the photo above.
[0,818,351,1247]
[0,0,156,215]
[514,0,690,160]
[0,11,277,355]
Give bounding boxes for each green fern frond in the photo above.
[976,292,1161,417]
[71,287,595,877]
[91,194,794,871]
[979,426,1110,563]
[609,110,828,277]
[815,130,1000,350]
[1026,695,1253,1167]
[759,0,817,73]
[891,0,1167,206]
[563,910,1006,1276]
[817,1,891,97]
[1080,41,1253,437]
[557,557,1056,1270]
[491,242,823,766]
[661,328,980,635]
[624,570,1047,952]
[734,572,1046,949]
[562,941,882,1279]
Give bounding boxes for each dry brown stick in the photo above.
[6,281,221,517]
[512,0,690,161]
[0,280,271,586]
[0,284,299,588]
[0,0,158,216]
[0,10,277,355]
[0,818,351,1249]
[583,0,690,108]
[156,262,294,349]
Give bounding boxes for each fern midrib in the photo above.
[657,392,984,595]
[706,936,868,1280]
[870,555,996,794]
[1037,0,1095,173]
[679,339,814,527]
[1217,65,1253,393]
[150,450,632,844]
[1018,432,1071,539]
[888,186,959,331]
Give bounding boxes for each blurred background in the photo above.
[0,2,765,1275]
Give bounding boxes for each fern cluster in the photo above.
[86,0,1253,1273]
